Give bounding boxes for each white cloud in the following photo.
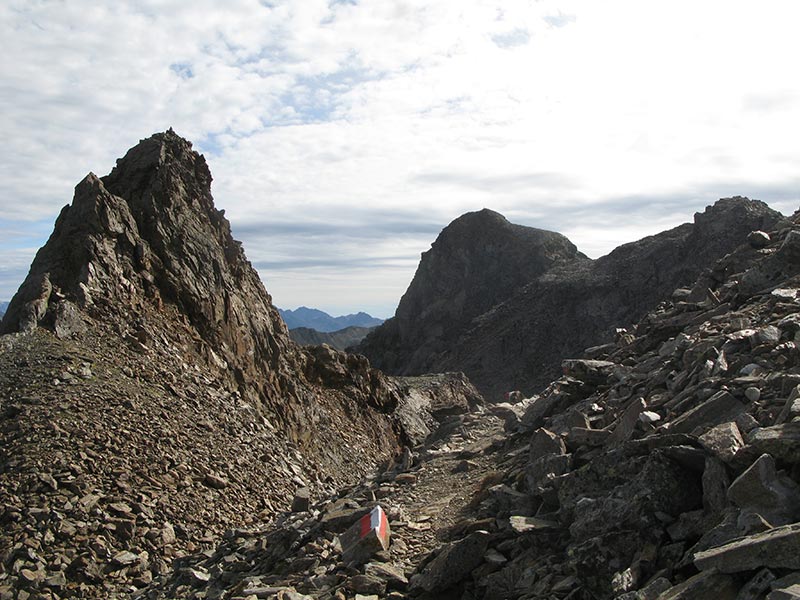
[1,0,799,315]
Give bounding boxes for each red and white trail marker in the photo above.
[340,505,391,564]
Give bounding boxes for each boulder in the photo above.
[727,454,800,526]
[410,531,490,593]
[667,391,745,435]
[694,522,800,572]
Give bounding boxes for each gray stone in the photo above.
[699,421,745,463]
[185,568,211,585]
[667,391,745,435]
[410,531,490,593]
[778,230,800,262]
[561,359,618,383]
[667,509,706,542]
[161,522,176,546]
[112,550,140,566]
[737,412,761,433]
[748,230,771,249]
[736,568,776,600]
[655,570,738,599]
[567,426,612,446]
[778,385,800,424]
[727,454,800,525]
[42,571,66,589]
[745,387,762,402]
[525,453,572,491]
[768,585,800,600]
[749,422,800,463]
[291,487,310,512]
[487,483,535,515]
[484,548,507,566]
[737,511,774,535]
[348,574,386,596]
[694,522,800,572]
[772,574,800,591]
[53,300,87,339]
[640,410,662,424]
[703,456,730,514]
[520,393,561,430]
[529,428,566,460]
[203,473,230,489]
[758,326,782,346]
[608,398,646,446]
[509,515,559,533]
[365,562,408,586]
[635,577,672,600]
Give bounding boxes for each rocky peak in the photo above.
[400,208,586,321]
[0,131,402,454]
[3,131,286,390]
[361,209,588,374]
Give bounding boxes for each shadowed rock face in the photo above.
[1,130,401,454]
[359,198,783,399]
[3,132,296,408]
[357,208,588,375]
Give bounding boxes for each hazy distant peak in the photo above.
[278,307,384,332]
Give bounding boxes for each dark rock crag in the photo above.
[1,130,397,449]
[359,199,782,399]
[358,208,588,376]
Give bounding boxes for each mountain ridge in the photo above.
[278,306,383,332]
[143,208,800,600]
[358,198,783,398]
[288,325,376,350]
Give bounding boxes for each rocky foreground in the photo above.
[143,217,800,599]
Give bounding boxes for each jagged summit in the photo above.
[360,209,587,375]
[0,130,406,464]
[2,131,295,407]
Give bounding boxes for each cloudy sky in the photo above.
[2,1,799,318]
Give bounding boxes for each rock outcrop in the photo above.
[357,209,588,375]
[1,130,398,448]
[360,199,783,399]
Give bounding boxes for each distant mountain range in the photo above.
[278,306,383,332]
[0,301,8,318]
[288,325,375,351]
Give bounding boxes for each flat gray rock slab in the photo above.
[654,570,737,599]
[694,522,800,573]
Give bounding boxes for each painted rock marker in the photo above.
[340,505,391,564]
